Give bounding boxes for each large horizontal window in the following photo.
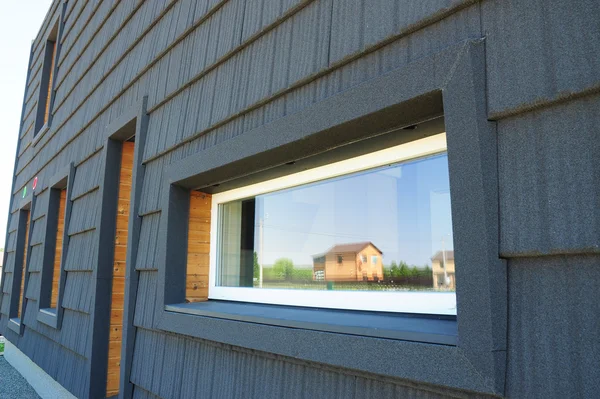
[207,134,455,315]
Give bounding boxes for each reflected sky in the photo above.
[253,153,454,267]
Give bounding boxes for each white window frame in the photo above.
[208,133,456,315]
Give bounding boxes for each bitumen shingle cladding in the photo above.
[0,357,40,399]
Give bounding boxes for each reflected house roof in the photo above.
[312,241,383,258]
[431,250,454,262]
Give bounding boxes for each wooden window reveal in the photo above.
[50,189,66,308]
[44,41,57,125]
[18,212,31,319]
[106,141,134,396]
[187,191,211,303]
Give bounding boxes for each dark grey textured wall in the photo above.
[1,0,599,398]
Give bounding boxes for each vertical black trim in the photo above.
[119,98,149,399]
[37,162,75,329]
[8,196,35,336]
[85,97,148,399]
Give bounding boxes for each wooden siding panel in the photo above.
[106,141,135,396]
[50,189,67,307]
[186,191,211,303]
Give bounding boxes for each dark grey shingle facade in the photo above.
[1,0,599,398]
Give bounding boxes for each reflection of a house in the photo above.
[431,250,455,289]
[312,242,383,282]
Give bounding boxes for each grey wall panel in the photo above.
[6,230,17,252]
[1,293,11,315]
[72,150,104,198]
[61,271,94,313]
[169,4,480,170]
[2,272,13,294]
[25,271,40,300]
[133,386,162,399]
[30,216,47,246]
[135,213,161,270]
[27,244,45,273]
[18,327,89,398]
[58,309,91,356]
[133,271,159,329]
[130,328,489,399]
[64,230,97,271]
[506,255,600,398]
[32,189,49,220]
[56,1,115,87]
[241,0,305,42]
[498,94,600,256]
[138,158,167,215]
[329,0,473,65]
[483,0,600,118]
[23,299,40,329]
[67,190,100,235]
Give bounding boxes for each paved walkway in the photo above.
[0,357,40,399]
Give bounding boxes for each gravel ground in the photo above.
[0,357,40,399]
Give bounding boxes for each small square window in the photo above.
[337,255,343,264]
[371,255,378,265]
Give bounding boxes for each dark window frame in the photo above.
[151,40,507,396]
[33,5,66,146]
[37,163,75,329]
[85,97,149,399]
[7,194,35,335]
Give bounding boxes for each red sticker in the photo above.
[32,176,38,190]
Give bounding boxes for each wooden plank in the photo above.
[51,189,67,308]
[106,141,135,394]
[44,41,57,124]
[186,191,211,303]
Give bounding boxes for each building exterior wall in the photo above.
[0,1,598,398]
[432,259,455,289]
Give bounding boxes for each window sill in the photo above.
[37,308,59,329]
[32,123,50,147]
[8,318,23,335]
[165,300,457,345]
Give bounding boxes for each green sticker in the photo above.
[22,186,27,198]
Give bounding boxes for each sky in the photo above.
[229,153,455,267]
[0,1,54,247]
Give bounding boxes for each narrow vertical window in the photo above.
[35,20,59,135]
[106,140,134,396]
[17,211,31,319]
[44,41,57,126]
[186,191,211,302]
[50,189,66,308]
